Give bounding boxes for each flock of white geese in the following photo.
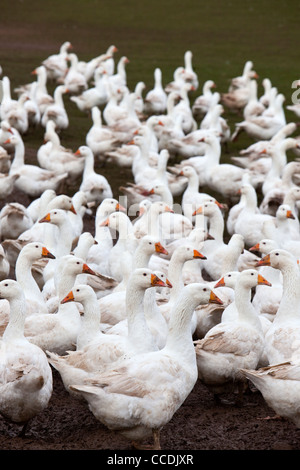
[1,41,300,449]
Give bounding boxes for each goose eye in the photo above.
[251,272,254,275]
[275,252,279,256]
[4,283,8,287]
[76,261,80,265]
[76,289,80,292]
[143,273,147,276]
[203,288,207,291]
[35,245,39,248]
[228,274,231,277]
[149,242,152,245]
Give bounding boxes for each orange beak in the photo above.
[165,206,174,213]
[82,263,96,275]
[249,243,260,252]
[116,202,126,212]
[42,247,56,259]
[193,250,207,259]
[61,290,74,304]
[286,210,295,219]
[214,277,225,288]
[39,213,51,223]
[74,149,81,156]
[151,274,166,287]
[259,149,268,155]
[158,120,164,126]
[100,218,110,226]
[155,242,168,255]
[70,204,77,214]
[3,138,11,145]
[257,273,272,286]
[209,291,223,305]
[255,254,271,267]
[192,206,203,216]
[215,200,227,210]
[166,278,173,288]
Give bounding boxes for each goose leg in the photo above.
[132,429,161,450]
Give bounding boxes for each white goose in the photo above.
[192,80,218,119]
[38,120,85,180]
[98,235,168,326]
[76,145,113,205]
[42,41,72,81]
[195,269,271,404]
[249,239,282,320]
[23,255,97,355]
[68,283,221,450]
[41,85,69,130]
[70,65,110,112]
[233,183,274,247]
[64,53,88,95]
[0,202,33,241]
[5,134,68,198]
[15,242,56,316]
[46,270,169,397]
[86,107,118,158]
[144,68,167,115]
[31,66,55,115]
[256,249,300,365]
[241,359,300,428]
[5,93,29,134]
[0,279,53,436]
[232,93,286,142]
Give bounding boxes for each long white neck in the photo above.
[164,291,198,367]
[167,254,186,303]
[126,282,157,354]
[76,296,102,349]
[15,254,45,306]
[10,139,25,172]
[275,262,300,323]
[154,68,163,90]
[133,246,152,270]
[234,283,263,331]
[83,151,95,178]
[207,211,224,242]
[204,139,221,169]
[54,87,65,108]
[3,296,26,342]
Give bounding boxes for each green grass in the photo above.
[0,0,299,197]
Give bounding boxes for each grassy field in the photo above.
[0,0,299,195]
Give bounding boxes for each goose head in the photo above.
[0,279,24,301]
[60,283,97,304]
[60,254,97,277]
[128,268,169,290]
[236,269,272,289]
[275,204,295,221]
[18,242,55,262]
[249,238,279,256]
[182,282,223,306]
[74,145,93,158]
[192,200,224,217]
[48,194,77,214]
[96,198,126,217]
[38,208,70,226]
[255,248,297,270]
[137,235,168,256]
[173,244,207,263]
[214,271,240,289]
